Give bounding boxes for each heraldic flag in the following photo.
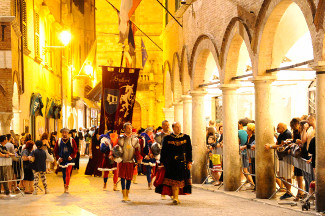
[141,38,148,67]
[99,66,140,134]
[119,0,142,43]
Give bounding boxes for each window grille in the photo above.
[34,13,40,58]
[22,0,27,49]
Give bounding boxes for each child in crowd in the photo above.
[207,136,222,186]
[31,140,53,195]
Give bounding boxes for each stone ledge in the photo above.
[192,184,319,216]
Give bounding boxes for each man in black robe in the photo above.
[160,122,192,205]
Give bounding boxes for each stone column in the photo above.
[190,91,207,183]
[253,77,276,198]
[148,87,155,127]
[173,102,183,125]
[162,107,174,125]
[311,62,325,212]
[182,95,192,137]
[220,85,241,191]
[0,112,13,134]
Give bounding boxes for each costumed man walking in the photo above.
[54,128,78,193]
[158,122,192,205]
[118,122,140,202]
[154,120,171,200]
[98,131,119,191]
[141,128,156,189]
[70,129,80,170]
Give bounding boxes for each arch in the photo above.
[220,17,254,83]
[190,34,221,90]
[253,0,319,75]
[172,52,182,101]
[180,45,190,82]
[180,45,191,94]
[12,70,22,95]
[163,60,173,107]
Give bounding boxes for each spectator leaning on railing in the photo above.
[238,119,255,190]
[265,123,293,200]
[0,135,11,195]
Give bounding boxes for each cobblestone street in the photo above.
[0,158,316,216]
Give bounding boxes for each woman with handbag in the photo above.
[289,118,304,201]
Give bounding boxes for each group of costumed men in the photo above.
[54,120,192,205]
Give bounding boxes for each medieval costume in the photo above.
[140,132,156,189]
[153,130,171,199]
[156,133,192,204]
[98,132,118,191]
[118,134,140,202]
[71,129,80,170]
[54,129,78,193]
[85,130,103,177]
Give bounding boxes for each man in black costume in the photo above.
[159,122,192,205]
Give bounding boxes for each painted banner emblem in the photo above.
[104,89,120,114]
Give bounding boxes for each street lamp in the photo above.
[59,31,72,46]
[84,64,93,77]
[43,30,72,55]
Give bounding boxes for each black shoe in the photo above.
[280,193,292,200]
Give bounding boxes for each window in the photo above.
[22,0,27,49]
[175,0,181,11]
[34,13,40,58]
[13,0,17,17]
[165,0,168,26]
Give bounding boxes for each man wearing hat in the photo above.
[54,128,78,193]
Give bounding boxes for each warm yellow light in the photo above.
[85,64,93,76]
[60,31,71,46]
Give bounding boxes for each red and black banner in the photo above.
[99,66,140,134]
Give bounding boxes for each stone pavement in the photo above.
[0,158,320,216]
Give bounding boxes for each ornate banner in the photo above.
[99,66,140,134]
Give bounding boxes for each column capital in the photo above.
[250,75,277,84]
[190,90,207,97]
[181,95,192,102]
[219,84,241,91]
[309,61,325,72]
[172,101,183,107]
[162,107,174,112]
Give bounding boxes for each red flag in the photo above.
[119,0,142,43]
[128,0,142,18]
[128,21,137,56]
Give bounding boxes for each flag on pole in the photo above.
[119,0,142,43]
[128,21,137,56]
[141,38,148,68]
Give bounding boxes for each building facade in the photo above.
[95,0,165,130]
[0,0,97,139]
[161,0,325,211]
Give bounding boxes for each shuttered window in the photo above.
[34,13,40,58]
[22,0,27,49]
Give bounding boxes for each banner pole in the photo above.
[120,45,125,72]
